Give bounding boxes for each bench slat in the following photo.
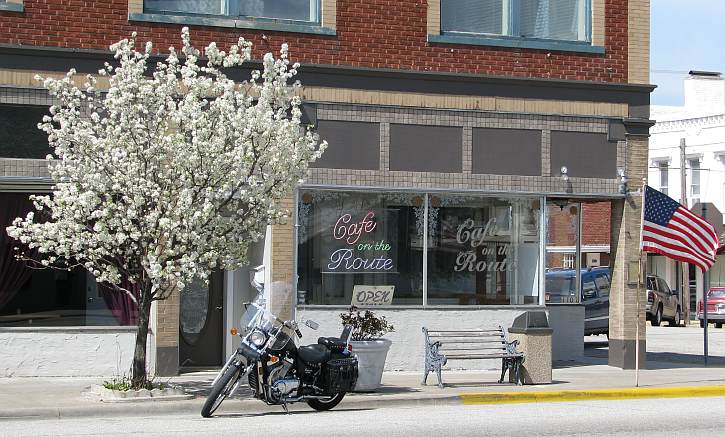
[443,354,519,359]
[432,338,504,344]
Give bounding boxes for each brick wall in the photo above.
[582,202,612,246]
[0,0,629,82]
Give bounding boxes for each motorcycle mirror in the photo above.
[250,265,265,293]
[305,320,319,330]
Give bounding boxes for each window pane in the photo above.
[234,0,317,21]
[297,191,424,305]
[582,278,596,300]
[0,193,138,327]
[545,202,579,303]
[441,0,504,35]
[427,195,540,305]
[594,274,610,297]
[657,161,669,194]
[520,0,587,41]
[689,159,700,197]
[145,0,224,15]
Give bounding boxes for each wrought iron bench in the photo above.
[422,326,524,388]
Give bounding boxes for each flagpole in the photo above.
[635,180,646,387]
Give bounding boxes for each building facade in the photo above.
[0,0,652,377]
[648,71,725,319]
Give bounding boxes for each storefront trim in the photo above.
[301,183,626,199]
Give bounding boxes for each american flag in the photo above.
[641,185,720,271]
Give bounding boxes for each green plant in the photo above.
[102,375,166,391]
[340,306,395,341]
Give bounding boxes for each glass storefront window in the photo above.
[0,192,139,327]
[296,190,424,305]
[544,201,580,304]
[426,195,541,305]
[296,190,541,306]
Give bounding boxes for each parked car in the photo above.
[645,275,681,326]
[545,267,611,336]
[697,287,725,328]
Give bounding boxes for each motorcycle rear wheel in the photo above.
[201,362,242,418]
[307,393,345,411]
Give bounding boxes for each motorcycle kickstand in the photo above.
[281,402,289,415]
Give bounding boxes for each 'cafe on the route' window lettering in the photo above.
[296,190,540,306]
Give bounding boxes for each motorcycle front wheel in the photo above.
[307,393,345,411]
[201,362,242,418]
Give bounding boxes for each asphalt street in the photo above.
[2,396,724,437]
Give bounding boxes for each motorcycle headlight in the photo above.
[249,330,267,347]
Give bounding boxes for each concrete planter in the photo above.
[351,338,392,392]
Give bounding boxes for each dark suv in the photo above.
[645,274,681,326]
[545,267,611,336]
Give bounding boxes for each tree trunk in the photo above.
[131,284,153,388]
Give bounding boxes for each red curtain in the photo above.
[99,276,140,326]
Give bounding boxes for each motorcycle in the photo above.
[201,266,358,417]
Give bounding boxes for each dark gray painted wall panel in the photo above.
[472,128,541,176]
[389,124,462,173]
[311,120,380,170]
[550,131,617,178]
[0,104,51,159]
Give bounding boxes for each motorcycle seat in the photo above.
[297,344,331,364]
[317,337,347,352]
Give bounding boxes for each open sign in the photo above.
[351,285,395,306]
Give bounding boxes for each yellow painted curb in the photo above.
[460,386,725,405]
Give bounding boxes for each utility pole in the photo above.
[680,138,690,324]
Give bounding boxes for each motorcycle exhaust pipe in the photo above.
[282,395,332,403]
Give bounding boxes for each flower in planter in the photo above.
[340,306,394,341]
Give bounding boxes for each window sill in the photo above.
[0,326,138,333]
[0,3,23,13]
[129,12,336,36]
[428,34,605,55]
[298,304,545,311]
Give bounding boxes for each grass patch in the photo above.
[102,375,167,391]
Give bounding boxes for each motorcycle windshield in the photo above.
[239,303,264,336]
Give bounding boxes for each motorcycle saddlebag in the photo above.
[323,357,358,393]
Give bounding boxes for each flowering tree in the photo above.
[6,28,325,387]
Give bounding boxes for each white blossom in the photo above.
[6,28,326,302]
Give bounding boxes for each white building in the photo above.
[648,71,725,318]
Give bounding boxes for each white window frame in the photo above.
[440,0,592,43]
[688,156,702,205]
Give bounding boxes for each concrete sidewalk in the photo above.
[2,363,725,420]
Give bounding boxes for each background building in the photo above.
[648,71,725,319]
[0,0,652,376]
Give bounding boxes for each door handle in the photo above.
[215,306,223,310]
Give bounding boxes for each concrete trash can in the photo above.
[508,311,553,384]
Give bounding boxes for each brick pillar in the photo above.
[608,136,648,369]
[154,290,180,376]
[270,197,296,321]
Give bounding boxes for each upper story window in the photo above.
[441,0,590,43]
[145,0,320,23]
[688,157,701,204]
[655,160,669,195]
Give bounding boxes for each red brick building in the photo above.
[0,1,652,376]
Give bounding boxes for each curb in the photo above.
[460,385,725,405]
[5,385,725,420]
[0,393,463,421]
